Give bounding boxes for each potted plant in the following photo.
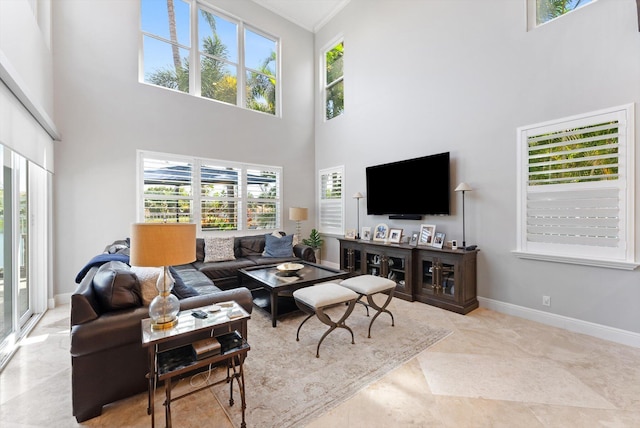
[303,228,323,262]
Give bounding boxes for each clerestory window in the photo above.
[324,40,344,120]
[138,151,282,232]
[140,0,279,115]
[528,0,597,28]
[515,104,636,269]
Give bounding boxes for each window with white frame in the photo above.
[527,0,596,28]
[138,151,282,232]
[140,0,279,115]
[318,166,344,234]
[515,104,635,269]
[324,40,344,120]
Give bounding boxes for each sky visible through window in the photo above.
[141,0,275,79]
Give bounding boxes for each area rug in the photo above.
[210,297,452,428]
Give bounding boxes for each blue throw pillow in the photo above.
[263,233,294,258]
[169,266,199,299]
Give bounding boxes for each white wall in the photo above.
[52,0,315,297]
[315,0,640,334]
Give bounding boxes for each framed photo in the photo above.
[373,223,389,242]
[433,232,445,248]
[361,226,372,241]
[388,228,403,244]
[418,224,436,246]
[409,231,419,247]
[345,229,356,239]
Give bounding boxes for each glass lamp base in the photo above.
[151,316,179,330]
[149,292,180,331]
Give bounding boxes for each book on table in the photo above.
[191,337,221,360]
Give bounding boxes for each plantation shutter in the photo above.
[319,166,344,234]
[142,157,194,223]
[517,105,634,267]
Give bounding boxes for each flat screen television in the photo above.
[366,152,450,217]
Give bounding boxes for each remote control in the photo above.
[191,310,208,319]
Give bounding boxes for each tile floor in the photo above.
[1,303,640,427]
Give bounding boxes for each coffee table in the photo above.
[238,262,349,327]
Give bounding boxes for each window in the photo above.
[140,0,279,115]
[324,40,344,120]
[515,104,635,269]
[318,166,344,234]
[138,151,282,232]
[528,0,596,28]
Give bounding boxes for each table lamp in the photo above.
[353,192,363,239]
[130,223,196,330]
[454,182,473,250]
[289,207,308,242]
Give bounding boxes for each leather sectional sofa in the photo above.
[70,232,315,422]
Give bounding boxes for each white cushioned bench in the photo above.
[340,275,395,338]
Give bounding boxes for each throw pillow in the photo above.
[169,266,200,299]
[263,233,294,257]
[204,236,236,262]
[92,261,142,311]
[130,266,163,306]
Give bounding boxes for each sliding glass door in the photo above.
[0,147,41,368]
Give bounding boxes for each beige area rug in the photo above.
[210,297,452,428]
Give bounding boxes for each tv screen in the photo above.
[366,152,450,216]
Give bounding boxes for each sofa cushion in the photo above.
[130,266,162,305]
[204,236,236,262]
[92,261,142,312]
[196,238,205,261]
[236,235,265,257]
[263,233,294,257]
[195,259,257,280]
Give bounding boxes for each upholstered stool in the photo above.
[340,275,396,338]
[293,283,359,358]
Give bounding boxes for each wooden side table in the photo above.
[141,301,251,428]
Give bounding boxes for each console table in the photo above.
[141,302,251,428]
[339,238,478,314]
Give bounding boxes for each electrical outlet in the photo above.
[542,295,551,307]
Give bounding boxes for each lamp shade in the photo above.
[353,192,364,199]
[130,223,196,267]
[455,182,473,192]
[289,207,308,221]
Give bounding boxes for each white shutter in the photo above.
[516,104,635,268]
[319,166,344,234]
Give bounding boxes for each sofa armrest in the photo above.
[179,287,253,314]
[71,266,101,326]
[294,244,316,263]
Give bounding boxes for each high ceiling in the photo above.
[250,0,350,32]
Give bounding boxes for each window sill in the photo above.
[512,251,639,271]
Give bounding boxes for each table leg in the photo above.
[148,346,155,428]
[270,291,278,327]
[165,378,172,428]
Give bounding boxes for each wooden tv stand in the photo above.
[339,238,478,315]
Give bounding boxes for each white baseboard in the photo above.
[52,293,71,308]
[478,297,640,349]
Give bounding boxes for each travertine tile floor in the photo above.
[1,302,640,427]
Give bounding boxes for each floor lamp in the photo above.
[353,192,363,239]
[289,207,308,242]
[130,223,196,330]
[454,183,473,250]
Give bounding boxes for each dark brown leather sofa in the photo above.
[70,232,314,422]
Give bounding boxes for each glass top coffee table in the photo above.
[238,262,349,327]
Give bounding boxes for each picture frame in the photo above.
[433,232,445,249]
[388,228,403,244]
[409,231,419,247]
[418,224,436,246]
[361,226,372,241]
[373,223,389,242]
[345,229,356,240]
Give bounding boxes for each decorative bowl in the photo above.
[276,262,304,275]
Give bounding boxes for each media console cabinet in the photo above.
[339,238,478,315]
